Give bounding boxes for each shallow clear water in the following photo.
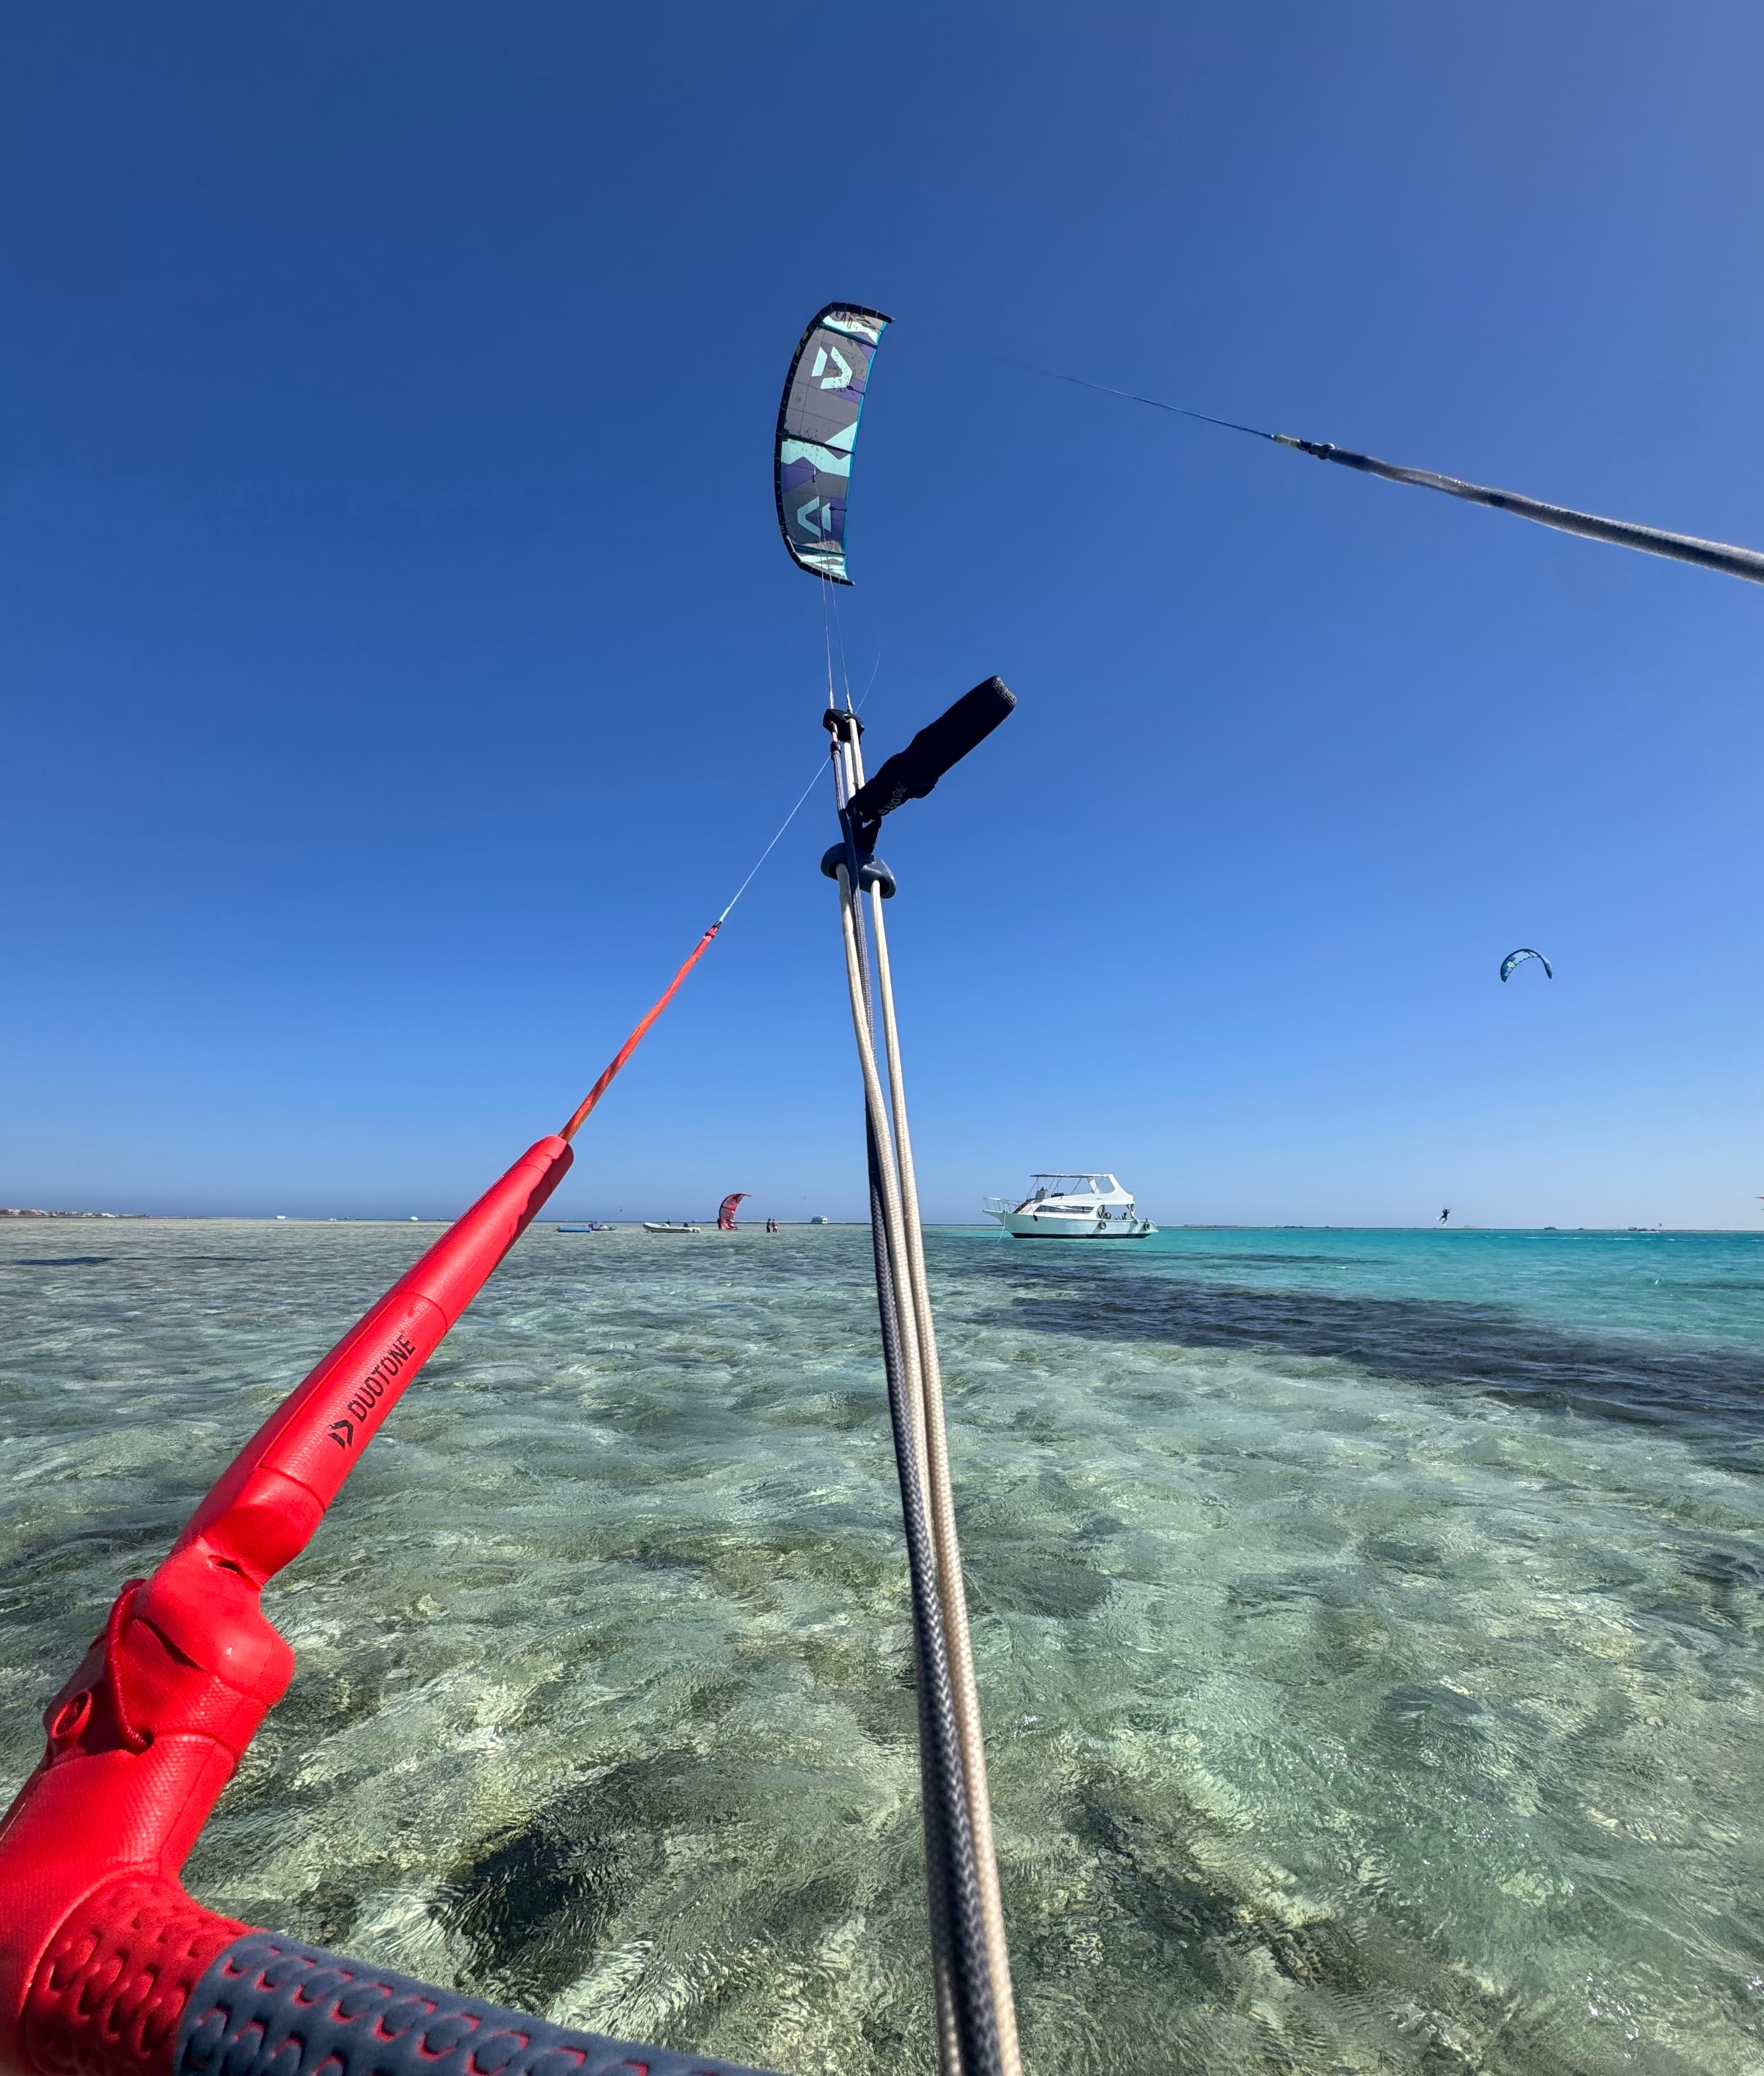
[2,1219,1762,2075]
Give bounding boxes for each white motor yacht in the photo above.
[983,1173,1156,1239]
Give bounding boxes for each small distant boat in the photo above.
[984,1173,1156,1239]
[642,1220,702,1235]
[556,1222,611,1233]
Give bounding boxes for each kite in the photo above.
[775,303,891,584]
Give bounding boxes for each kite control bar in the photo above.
[0,800,778,2076]
[0,1132,781,2076]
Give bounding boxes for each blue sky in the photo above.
[3,3,1761,1226]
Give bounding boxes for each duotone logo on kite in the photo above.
[796,496,841,540]
[812,343,854,390]
[327,1417,354,1450]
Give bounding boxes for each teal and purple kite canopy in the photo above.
[775,303,891,584]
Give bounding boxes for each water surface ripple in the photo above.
[2,1221,1760,2075]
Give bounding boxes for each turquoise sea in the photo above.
[2,1219,1761,2075]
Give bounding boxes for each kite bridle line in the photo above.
[1027,363,1764,586]
[821,577,840,711]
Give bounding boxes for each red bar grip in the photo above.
[0,1136,573,2075]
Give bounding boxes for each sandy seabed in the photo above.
[2,1220,1761,2075]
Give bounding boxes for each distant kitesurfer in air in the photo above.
[1440,1208,1451,1224]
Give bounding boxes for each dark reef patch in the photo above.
[2,1256,113,1269]
[436,1764,670,2007]
[966,1251,1764,1470]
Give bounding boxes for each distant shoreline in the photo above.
[2,1215,1759,1235]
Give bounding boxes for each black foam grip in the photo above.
[845,678,1015,829]
[177,1930,784,2076]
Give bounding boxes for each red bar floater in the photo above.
[0,1135,571,2076]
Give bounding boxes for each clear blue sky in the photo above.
[4,4,1760,1226]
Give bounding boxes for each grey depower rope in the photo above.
[866,846,1018,2065]
[827,712,1021,2076]
[1032,364,1764,585]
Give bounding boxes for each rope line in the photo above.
[716,760,828,924]
[1274,435,1764,584]
[829,581,856,710]
[839,867,997,2076]
[1027,363,1764,586]
[556,718,849,1143]
[557,922,720,1142]
[868,877,1018,2071]
[827,714,1020,2076]
[862,1103,986,2076]
[1022,361,1277,441]
[821,577,839,709]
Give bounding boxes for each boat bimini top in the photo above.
[1016,1173,1135,1212]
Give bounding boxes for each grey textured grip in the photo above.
[177,1930,784,2076]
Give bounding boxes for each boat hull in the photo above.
[988,1211,1157,1239]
